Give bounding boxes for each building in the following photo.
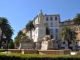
[59,19,80,50]
[26,10,60,49]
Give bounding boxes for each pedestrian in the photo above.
[75,43,79,51]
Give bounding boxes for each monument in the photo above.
[19,36,34,49]
[18,35,58,50]
[41,35,54,50]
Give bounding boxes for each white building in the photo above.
[26,10,60,49]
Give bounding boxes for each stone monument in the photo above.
[41,35,54,50]
[19,36,34,49]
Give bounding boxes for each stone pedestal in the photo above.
[19,36,34,49]
[41,35,53,50]
[41,41,48,50]
[35,42,41,49]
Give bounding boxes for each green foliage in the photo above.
[61,26,77,41]
[0,17,14,47]
[8,40,14,49]
[46,27,50,35]
[14,30,27,45]
[73,13,80,26]
[26,20,35,31]
[61,26,77,48]
[0,17,14,40]
[0,53,80,60]
[0,49,5,52]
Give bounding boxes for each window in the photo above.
[55,22,58,27]
[46,17,48,21]
[55,17,57,21]
[54,22,58,27]
[69,42,72,44]
[67,22,71,25]
[55,35,58,40]
[55,29,58,33]
[51,22,53,27]
[50,29,54,33]
[50,17,53,21]
[63,42,65,44]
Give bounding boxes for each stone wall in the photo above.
[39,49,70,55]
[8,49,70,55]
[21,49,38,54]
[39,50,64,55]
[8,49,21,53]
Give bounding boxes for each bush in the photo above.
[0,53,80,60]
[8,40,14,49]
[0,49,5,52]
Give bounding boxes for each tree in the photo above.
[26,20,35,31]
[61,27,77,49]
[73,13,80,26]
[14,30,27,46]
[8,40,14,49]
[46,27,50,35]
[25,20,35,39]
[0,17,14,48]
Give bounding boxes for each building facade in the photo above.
[59,19,80,50]
[26,10,60,42]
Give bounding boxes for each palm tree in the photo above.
[26,20,35,31]
[25,20,35,39]
[73,13,80,26]
[61,26,77,49]
[0,17,14,48]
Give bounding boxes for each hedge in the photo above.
[0,49,8,52]
[0,53,80,60]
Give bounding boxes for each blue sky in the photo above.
[0,0,80,40]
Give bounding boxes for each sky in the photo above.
[0,0,80,40]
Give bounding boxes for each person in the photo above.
[75,42,79,51]
[58,44,60,49]
[65,43,68,49]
